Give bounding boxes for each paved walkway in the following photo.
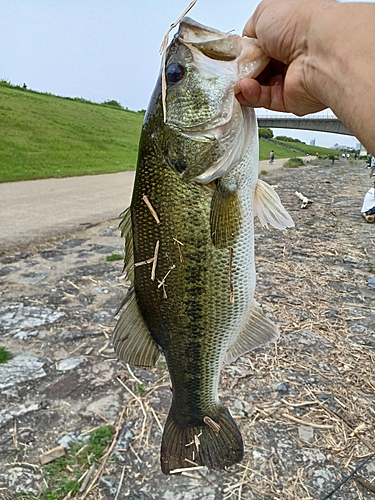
[0,157,306,250]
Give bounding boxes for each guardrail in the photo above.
[256,115,352,136]
[256,114,338,120]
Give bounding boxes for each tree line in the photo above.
[258,127,302,143]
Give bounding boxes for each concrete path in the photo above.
[0,172,135,250]
[0,157,308,250]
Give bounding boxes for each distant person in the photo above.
[315,152,319,158]
[361,184,375,223]
[237,0,375,154]
[269,150,274,163]
[22,83,27,89]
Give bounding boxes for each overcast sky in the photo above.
[1,0,371,148]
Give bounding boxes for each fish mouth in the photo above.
[179,17,270,82]
[178,17,240,61]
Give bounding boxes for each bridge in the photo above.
[256,114,353,136]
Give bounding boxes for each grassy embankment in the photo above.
[0,83,143,182]
[273,139,338,157]
[0,82,336,183]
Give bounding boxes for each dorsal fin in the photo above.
[253,179,294,230]
[224,301,279,364]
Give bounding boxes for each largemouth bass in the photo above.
[113,17,294,475]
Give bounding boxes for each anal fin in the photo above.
[224,301,280,364]
[113,287,160,368]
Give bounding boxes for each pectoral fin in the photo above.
[113,287,160,368]
[224,301,280,364]
[119,207,134,282]
[210,179,242,248]
[254,179,294,230]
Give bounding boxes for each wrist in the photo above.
[307,2,375,110]
[306,1,375,150]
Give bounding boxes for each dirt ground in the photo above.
[1,158,375,499]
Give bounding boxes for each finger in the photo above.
[236,78,261,105]
[242,15,256,38]
[237,78,287,112]
[242,1,268,38]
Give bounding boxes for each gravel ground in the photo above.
[0,158,374,499]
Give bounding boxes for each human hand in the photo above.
[237,0,337,115]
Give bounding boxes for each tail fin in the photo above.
[160,405,243,474]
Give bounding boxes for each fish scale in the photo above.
[113,17,294,474]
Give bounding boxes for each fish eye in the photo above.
[166,63,185,84]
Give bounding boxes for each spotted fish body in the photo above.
[114,18,294,474]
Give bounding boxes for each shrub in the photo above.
[101,99,123,109]
[258,127,273,139]
[283,157,305,168]
[276,135,296,142]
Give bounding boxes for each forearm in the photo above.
[307,2,375,151]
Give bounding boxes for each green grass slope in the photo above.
[0,83,336,183]
[274,140,338,157]
[258,141,306,161]
[0,84,143,182]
